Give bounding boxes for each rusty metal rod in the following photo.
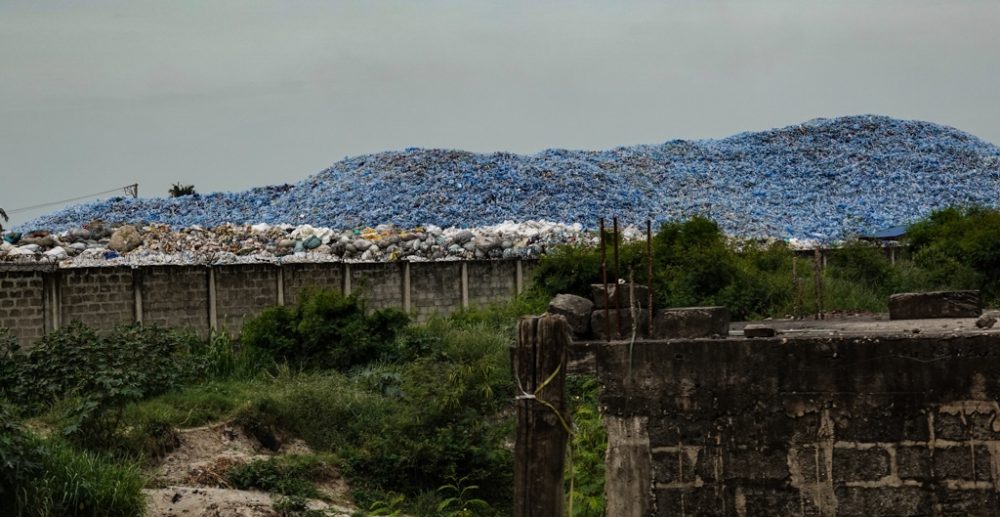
[613,216,621,338]
[600,218,611,341]
[646,219,653,336]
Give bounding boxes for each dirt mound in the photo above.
[145,422,353,517]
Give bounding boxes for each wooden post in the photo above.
[514,315,570,517]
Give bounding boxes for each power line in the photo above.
[6,184,138,215]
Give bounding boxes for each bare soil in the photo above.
[144,422,354,517]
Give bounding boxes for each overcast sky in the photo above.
[2,0,998,227]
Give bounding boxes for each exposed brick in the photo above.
[833,446,891,482]
[834,487,930,517]
[934,412,969,441]
[897,446,931,480]
[932,445,992,481]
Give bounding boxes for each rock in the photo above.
[462,241,477,252]
[303,236,322,250]
[888,290,982,320]
[277,239,296,248]
[548,294,595,337]
[353,239,373,251]
[591,309,650,341]
[743,324,776,338]
[20,235,56,248]
[108,225,142,252]
[653,307,730,339]
[66,228,92,242]
[18,243,40,252]
[453,230,474,244]
[7,247,36,257]
[976,311,1000,329]
[591,283,650,309]
[43,246,68,260]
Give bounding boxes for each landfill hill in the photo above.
[24,114,1000,241]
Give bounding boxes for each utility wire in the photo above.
[6,184,137,215]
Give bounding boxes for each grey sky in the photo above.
[2,0,998,227]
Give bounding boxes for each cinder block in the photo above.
[653,306,729,339]
[591,283,649,309]
[889,290,981,320]
[833,446,890,482]
[591,308,649,340]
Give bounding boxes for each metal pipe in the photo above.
[613,216,621,338]
[600,218,611,341]
[646,220,653,336]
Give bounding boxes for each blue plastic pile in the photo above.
[23,115,1000,240]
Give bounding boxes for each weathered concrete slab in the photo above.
[591,283,649,309]
[888,290,981,320]
[547,294,593,337]
[591,308,649,340]
[742,323,777,338]
[652,306,729,339]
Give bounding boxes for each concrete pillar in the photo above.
[42,271,61,332]
[344,263,352,293]
[461,262,470,309]
[132,268,143,323]
[516,259,524,295]
[276,266,285,306]
[207,266,218,331]
[402,261,411,313]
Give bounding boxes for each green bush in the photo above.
[566,376,607,517]
[907,206,1000,302]
[828,239,893,290]
[237,312,515,512]
[241,289,409,370]
[0,322,199,414]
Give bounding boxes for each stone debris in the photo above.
[0,220,603,267]
[18,115,1000,243]
[976,311,999,329]
[548,294,595,337]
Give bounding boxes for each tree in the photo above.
[168,183,196,197]
[0,207,7,233]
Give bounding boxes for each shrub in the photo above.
[241,289,409,370]
[0,322,198,415]
[907,206,1000,302]
[828,239,892,290]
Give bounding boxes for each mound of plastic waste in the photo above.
[20,115,1000,241]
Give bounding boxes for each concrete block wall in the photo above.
[216,264,279,333]
[349,263,404,311]
[281,263,344,306]
[411,262,463,321]
[594,335,1000,516]
[0,270,46,346]
[59,267,135,334]
[139,266,211,337]
[0,259,536,347]
[467,260,517,307]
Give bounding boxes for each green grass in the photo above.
[7,437,146,517]
[227,453,338,499]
